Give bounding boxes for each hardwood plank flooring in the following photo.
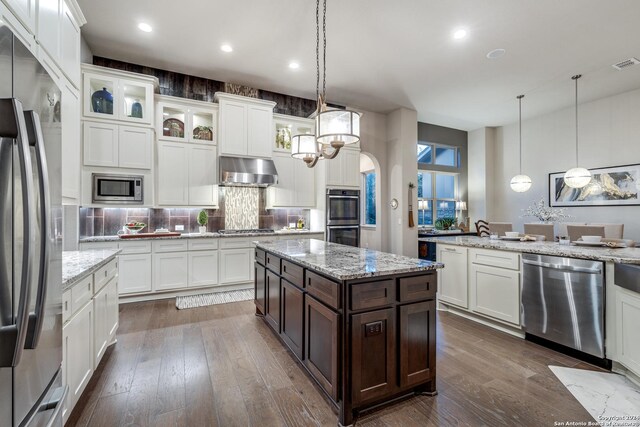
[67,300,600,427]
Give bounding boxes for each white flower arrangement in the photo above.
[521,198,572,223]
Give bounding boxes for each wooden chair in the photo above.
[488,222,513,237]
[524,223,555,242]
[475,220,490,237]
[567,225,605,242]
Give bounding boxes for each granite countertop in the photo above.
[422,236,640,265]
[255,239,443,281]
[79,229,324,243]
[62,249,121,290]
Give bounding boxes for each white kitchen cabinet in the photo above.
[3,0,36,35]
[83,121,118,167]
[83,121,152,169]
[188,250,218,287]
[61,81,80,203]
[616,287,640,376]
[118,253,152,295]
[118,126,152,169]
[247,104,272,158]
[267,152,316,208]
[153,252,189,291]
[219,248,253,285]
[215,92,275,158]
[37,0,61,61]
[60,1,80,84]
[82,65,157,125]
[272,113,314,152]
[157,141,188,205]
[267,152,295,207]
[93,280,108,367]
[62,298,93,421]
[188,144,218,206]
[437,244,468,308]
[157,96,217,143]
[326,147,361,188]
[157,141,218,207]
[469,263,520,325]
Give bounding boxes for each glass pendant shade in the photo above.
[510,174,533,192]
[291,134,319,160]
[316,109,361,147]
[564,167,591,188]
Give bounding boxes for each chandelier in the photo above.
[510,94,532,192]
[563,74,591,188]
[291,0,361,168]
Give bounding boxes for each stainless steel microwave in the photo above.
[92,173,143,204]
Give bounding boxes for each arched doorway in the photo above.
[359,152,383,250]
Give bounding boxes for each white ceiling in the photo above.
[78,0,640,131]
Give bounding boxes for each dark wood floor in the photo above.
[67,299,600,427]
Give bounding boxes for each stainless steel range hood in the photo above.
[219,156,279,187]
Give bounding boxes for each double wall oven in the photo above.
[326,189,360,247]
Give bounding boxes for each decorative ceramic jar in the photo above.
[91,87,113,114]
[131,99,143,118]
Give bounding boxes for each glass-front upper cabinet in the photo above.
[273,113,314,153]
[156,95,218,143]
[82,64,157,125]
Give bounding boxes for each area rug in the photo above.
[550,365,640,423]
[176,289,254,309]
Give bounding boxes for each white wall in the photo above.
[468,127,496,226]
[485,88,640,240]
[386,108,418,257]
[356,108,389,251]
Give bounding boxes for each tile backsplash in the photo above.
[79,187,310,237]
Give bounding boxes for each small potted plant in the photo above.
[197,210,208,234]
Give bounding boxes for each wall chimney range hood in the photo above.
[219,156,279,187]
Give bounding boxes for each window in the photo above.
[417,142,460,168]
[362,171,376,225]
[417,171,457,225]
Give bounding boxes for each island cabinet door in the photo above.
[280,280,304,359]
[304,295,340,402]
[265,270,281,332]
[254,263,266,315]
[399,300,436,389]
[351,308,396,404]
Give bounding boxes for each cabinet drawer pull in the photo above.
[444,247,456,252]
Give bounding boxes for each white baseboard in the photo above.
[439,302,525,339]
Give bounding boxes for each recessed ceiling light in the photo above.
[452,28,467,40]
[138,23,153,33]
[486,48,506,59]
[220,44,233,53]
[289,61,300,70]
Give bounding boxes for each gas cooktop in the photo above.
[217,229,275,235]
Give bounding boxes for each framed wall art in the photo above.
[549,163,640,207]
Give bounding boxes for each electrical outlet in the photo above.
[175,225,184,231]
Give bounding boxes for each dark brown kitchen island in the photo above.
[253,239,444,426]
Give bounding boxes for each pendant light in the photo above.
[510,94,532,192]
[563,74,591,188]
[291,0,361,168]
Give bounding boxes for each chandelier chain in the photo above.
[322,0,327,99]
[315,0,320,100]
[573,74,581,166]
[517,94,524,174]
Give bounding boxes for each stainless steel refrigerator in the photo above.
[0,23,65,427]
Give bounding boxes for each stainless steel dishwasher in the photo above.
[521,253,605,358]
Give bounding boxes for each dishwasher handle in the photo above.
[522,259,601,274]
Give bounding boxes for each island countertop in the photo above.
[421,236,640,265]
[255,238,443,281]
[63,249,121,290]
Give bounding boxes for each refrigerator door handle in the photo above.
[0,99,36,367]
[24,111,50,349]
[43,385,68,427]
